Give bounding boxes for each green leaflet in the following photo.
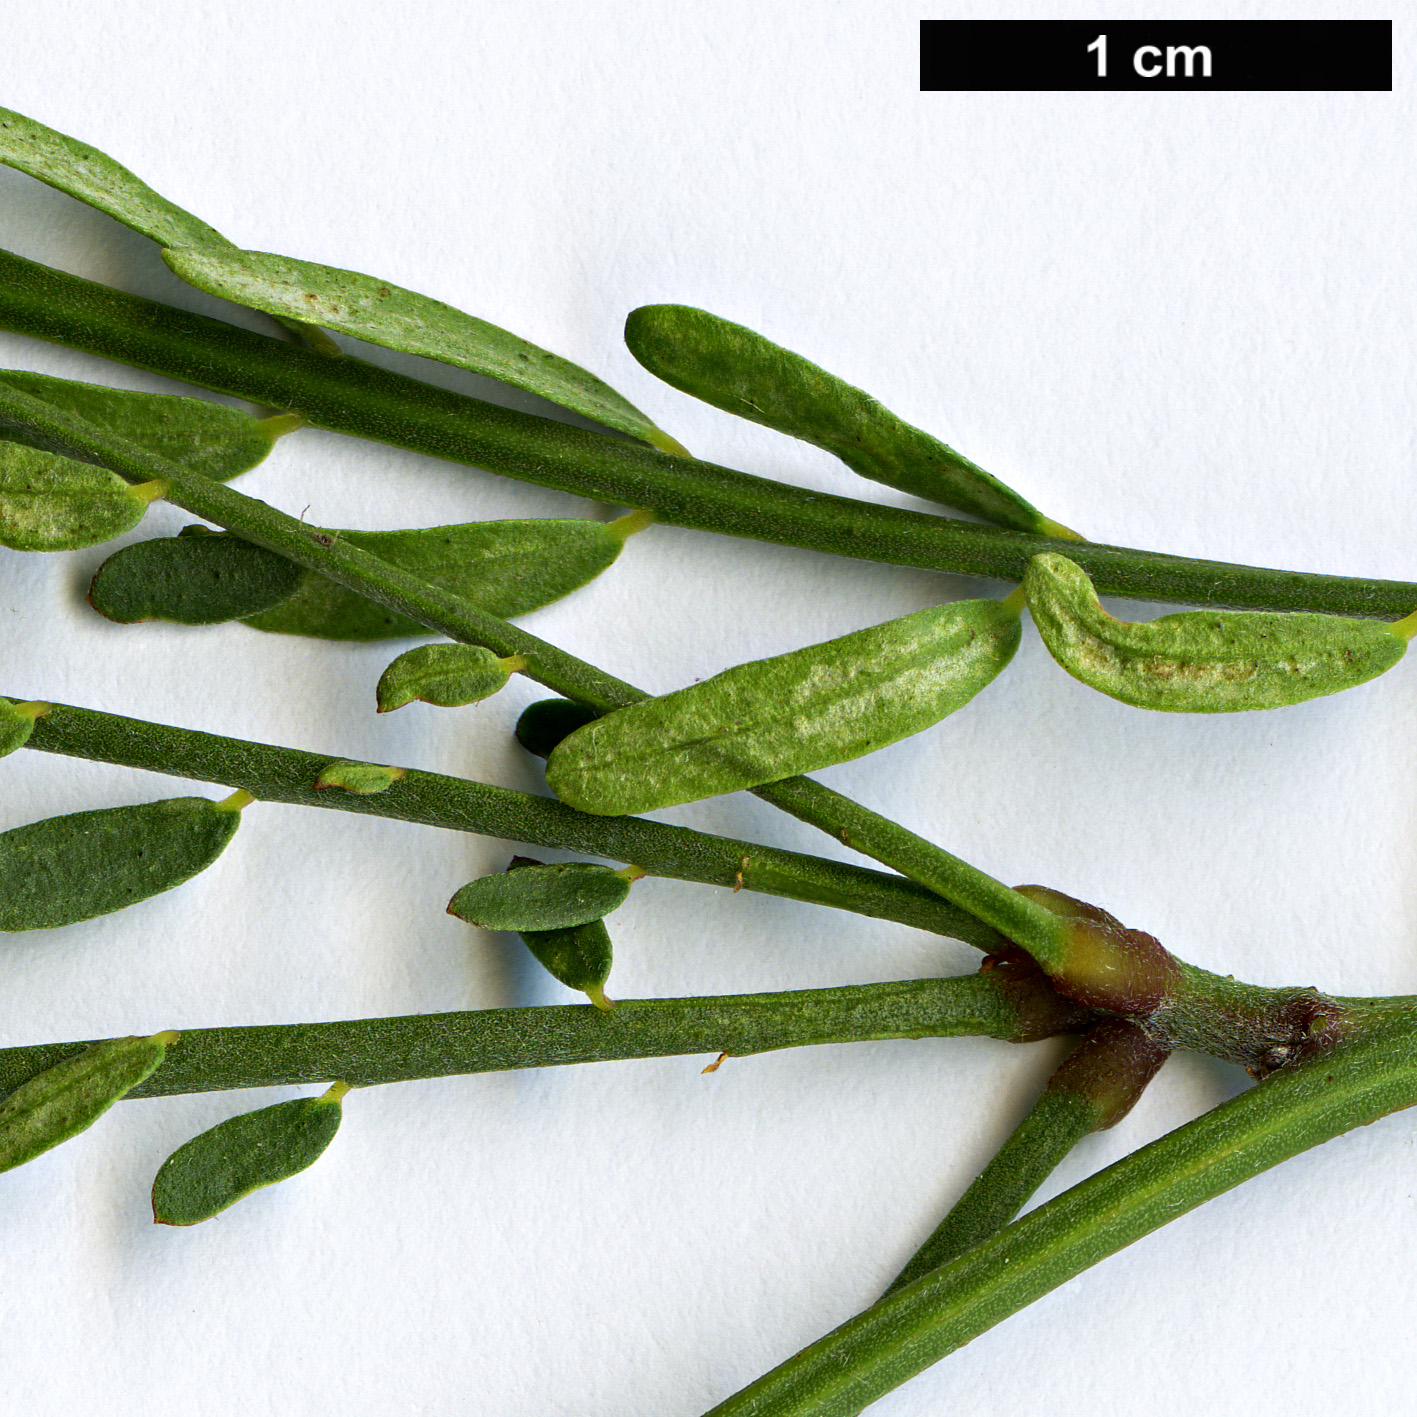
[623,304,1073,536]
[0,109,326,347]
[313,761,405,795]
[376,643,520,712]
[246,519,623,638]
[1025,553,1412,713]
[519,918,615,1010]
[0,441,162,551]
[88,519,625,637]
[0,107,226,249]
[0,371,294,483]
[545,599,1022,816]
[447,858,633,932]
[0,794,245,931]
[0,699,46,758]
[163,246,684,453]
[151,1081,348,1225]
[89,526,304,623]
[0,1031,177,1174]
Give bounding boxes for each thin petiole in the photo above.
[607,507,655,539]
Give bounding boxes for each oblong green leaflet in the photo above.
[89,526,305,624]
[164,246,682,452]
[623,304,1060,535]
[519,918,615,1010]
[151,1081,348,1225]
[87,519,623,637]
[0,795,244,930]
[245,520,625,639]
[0,107,226,249]
[448,859,632,932]
[0,1031,177,1174]
[313,761,405,795]
[1024,552,1410,713]
[376,643,515,712]
[0,441,158,551]
[545,598,1022,816]
[0,109,323,347]
[0,371,291,483]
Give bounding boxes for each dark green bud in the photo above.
[515,698,600,759]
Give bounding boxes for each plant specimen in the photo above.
[1,106,1415,1415]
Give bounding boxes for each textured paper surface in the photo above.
[0,3,1414,1414]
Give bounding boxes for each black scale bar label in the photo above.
[920,20,1392,92]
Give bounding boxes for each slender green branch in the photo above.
[882,1088,1096,1297]
[760,777,1072,969]
[882,1019,1168,1296]
[701,1007,1417,1417]
[22,700,1003,950]
[0,380,1055,966]
[0,367,1379,1068]
[0,974,1028,1102]
[3,247,1416,616]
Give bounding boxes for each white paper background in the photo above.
[1,3,1414,1414]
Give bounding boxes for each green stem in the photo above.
[0,379,645,712]
[0,379,1052,964]
[21,700,1004,950]
[882,1018,1168,1296]
[0,974,1027,1102]
[881,1087,1096,1297]
[3,247,1416,617]
[701,1006,1417,1417]
[0,375,1372,1058]
[760,778,1072,972]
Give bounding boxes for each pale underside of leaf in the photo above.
[0,1034,173,1173]
[0,371,278,483]
[546,600,1020,815]
[0,106,228,249]
[1026,554,1405,712]
[0,442,146,551]
[162,246,671,447]
[243,520,622,638]
[377,644,509,710]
